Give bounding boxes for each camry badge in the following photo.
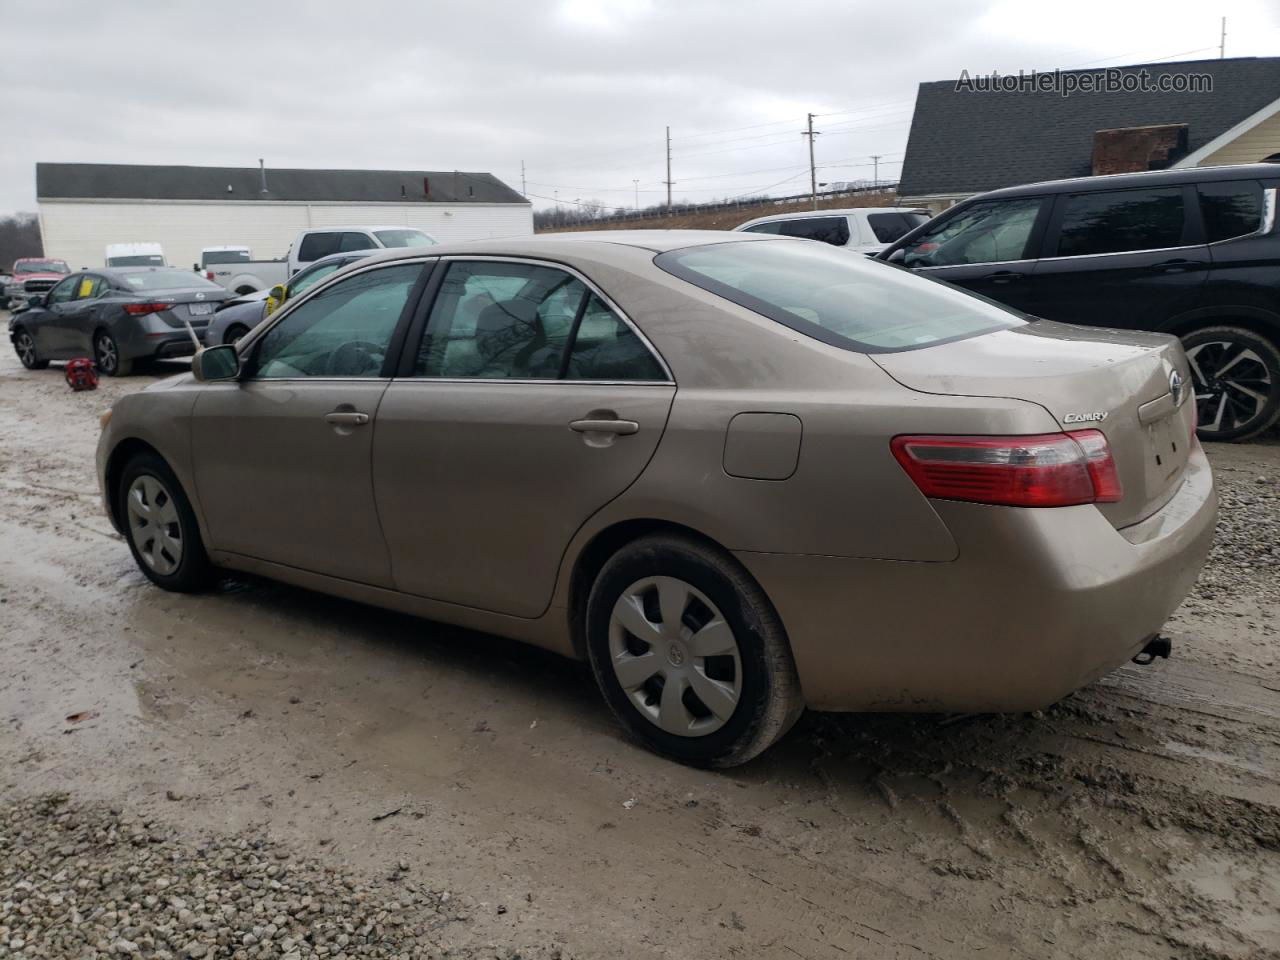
[1169,369,1186,406]
[1063,411,1109,424]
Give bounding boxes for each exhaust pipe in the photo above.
[1132,635,1172,666]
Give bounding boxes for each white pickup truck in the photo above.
[200,227,438,294]
[198,246,288,296]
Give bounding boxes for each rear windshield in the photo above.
[656,239,1024,353]
[374,229,435,248]
[109,255,166,267]
[118,270,223,291]
[203,250,251,265]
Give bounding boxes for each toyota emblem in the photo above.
[1169,369,1186,406]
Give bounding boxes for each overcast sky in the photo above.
[5,0,1280,217]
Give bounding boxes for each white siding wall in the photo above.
[37,200,534,271]
[1198,112,1280,166]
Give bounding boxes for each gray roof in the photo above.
[898,57,1280,198]
[36,163,527,205]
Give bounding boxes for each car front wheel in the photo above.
[223,323,250,345]
[13,328,49,369]
[585,534,804,767]
[117,452,213,592]
[94,330,133,376]
[1183,325,1280,442]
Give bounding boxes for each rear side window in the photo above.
[658,240,1024,353]
[901,198,1042,267]
[1054,187,1186,256]
[775,217,850,246]
[741,221,782,235]
[74,275,103,299]
[866,212,919,243]
[1198,180,1264,242]
[416,261,665,381]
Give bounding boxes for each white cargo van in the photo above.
[105,243,167,267]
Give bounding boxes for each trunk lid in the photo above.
[144,288,230,328]
[872,320,1195,529]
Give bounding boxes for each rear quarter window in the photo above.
[1198,180,1265,242]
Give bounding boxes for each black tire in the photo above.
[94,329,133,377]
[116,451,214,592]
[12,327,49,370]
[1182,325,1280,442]
[585,534,803,767]
[223,323,250,345]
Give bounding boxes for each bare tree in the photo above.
[0,213,43,269]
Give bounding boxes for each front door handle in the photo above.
[981,270,1023,283]
[1152,259,1200,274]
[569,418,639,436]
[324,411,369,426]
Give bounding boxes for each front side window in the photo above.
[741,221,781,235]
[339,232,374,252]
[249,263,422,378]
[416,260,664,381]
[658,239,1024,353]
[776,217,851,246]
[47,276,79,304]
[902,198,1042,267]
[1054,187,1186,256]
[1198,180,1264,243]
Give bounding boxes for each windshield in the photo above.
[374,229,435,248]
[119,269,223,292]
[656,239,1024,353]
[109,255,166,267]
[202,250,251,265]
[16,260,70,274]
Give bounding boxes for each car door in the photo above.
[40,275,83,357]
[1028,184,1209,330]
[373,257,676,618]
[60,274,106,355]
[897,196,1049,311]
[190,260,430,586]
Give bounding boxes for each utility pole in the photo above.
[802,113,820,210]
[870,155,882,189]
[664,126,673,211]
[520,160,527,198]
[1219,16,1226,58]
[633,179,640,210]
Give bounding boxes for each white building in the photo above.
[36,162,532,270]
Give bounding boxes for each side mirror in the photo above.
[23,294,45,309]
[886,248,906,264]
[193,263,200,272]
[268,283,286,302]
[191,344,240,382]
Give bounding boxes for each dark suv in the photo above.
[879,163,1280,441]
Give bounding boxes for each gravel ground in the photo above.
[0,793,566,960]
[1188,453,1280,605]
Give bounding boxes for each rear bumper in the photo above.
[736,442,1217,713]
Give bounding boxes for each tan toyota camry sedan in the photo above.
[96,231,1216,766]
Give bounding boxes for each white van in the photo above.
[733,208,932,255]
[105,243,167,267]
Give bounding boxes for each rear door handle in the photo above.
[569,418,639,436]
[324,411,370,426]
[1152,259,1201,274]
[981,270,1023,283]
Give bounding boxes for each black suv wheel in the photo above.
[1182,325,1280,442]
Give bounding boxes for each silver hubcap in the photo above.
[16,333,35,366]
[126,476,183,575]
[608,576,742,737]
[96,334,117,373]
[1186,340,1272,435]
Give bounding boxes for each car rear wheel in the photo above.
[585,534,803,767]
[223,323,250,345]
[13,328,49,370]
[94,330,133,377]
[1182,325,1280,442]
[117,452,213,592]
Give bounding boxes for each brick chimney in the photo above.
[1091,124,1188,175]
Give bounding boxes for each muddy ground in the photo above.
[1,324,1277,959]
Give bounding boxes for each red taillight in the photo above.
[123,302,171,316]
[205,271,215,281]
[891,430,1123,508]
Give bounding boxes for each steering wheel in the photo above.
[327,340,384,376]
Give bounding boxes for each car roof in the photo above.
[737,207,930,227]
[98,266,203,280]
[299,225,431,233]
[350,230,777,268]
[974,161,1280,200]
